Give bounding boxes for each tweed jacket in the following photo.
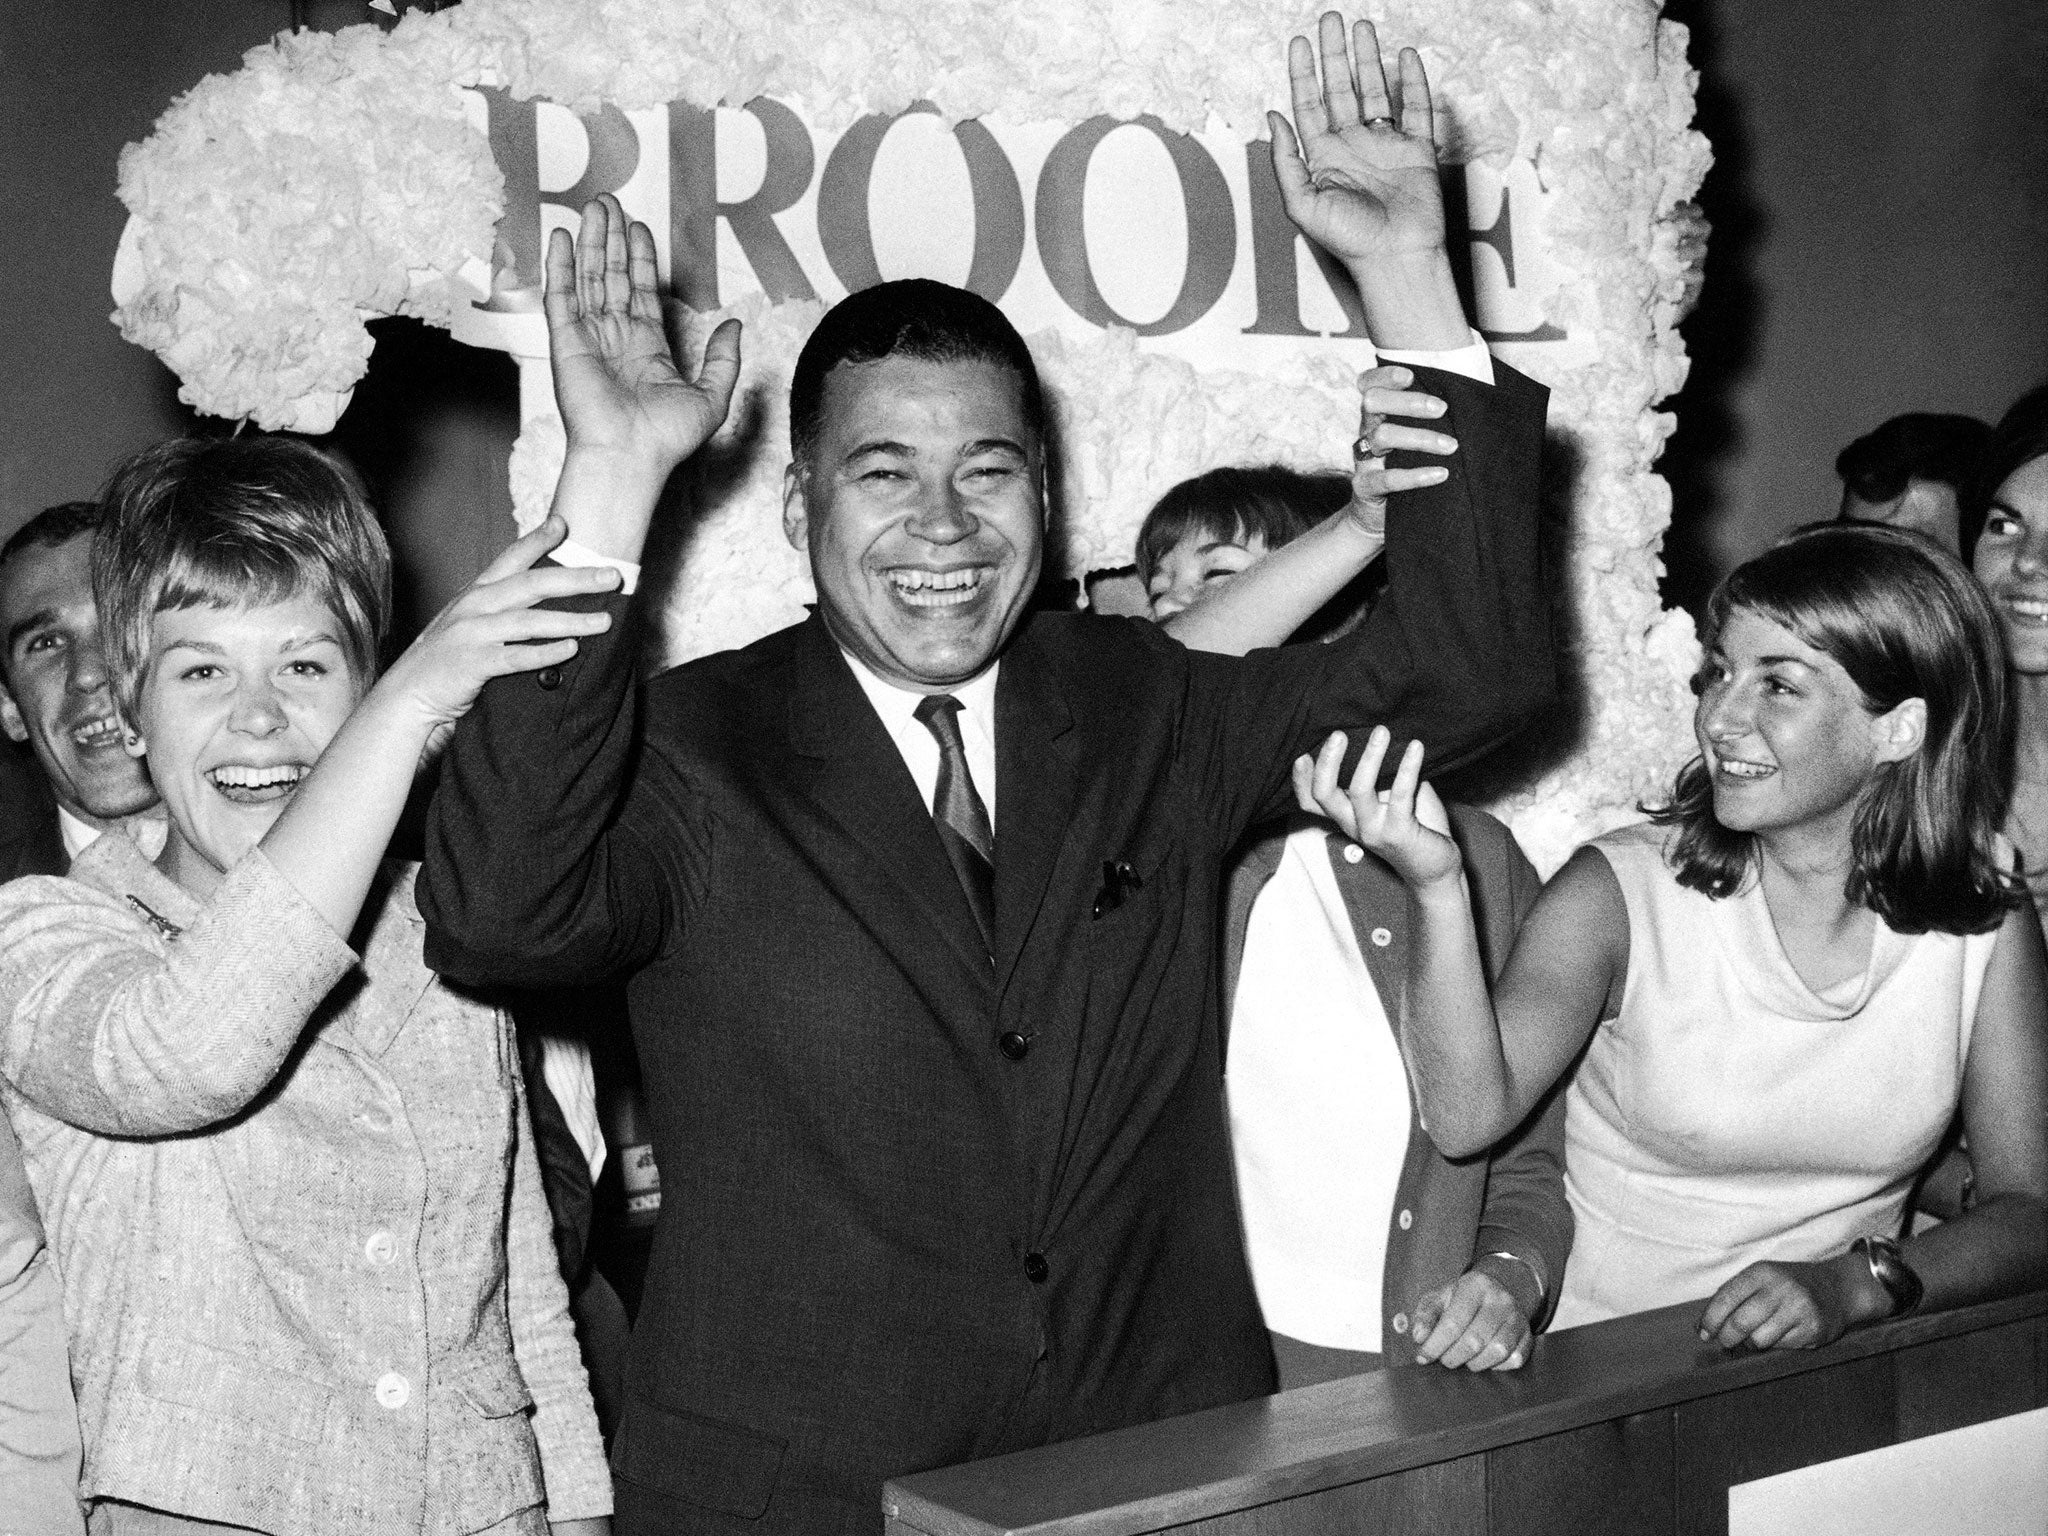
[1222,806,1571,1350]
[0,836,609,1534]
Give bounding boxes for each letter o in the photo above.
[1034,115,1237,336]
[817,103,1026,303]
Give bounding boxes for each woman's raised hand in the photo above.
[380,515,620,765]
[1268,15,1445,269]
[1292,725,1461,888]
[1346,363,1457,540]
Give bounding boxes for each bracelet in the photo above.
[1850,1234,1924,1317]
[1481,1250,1546,1305]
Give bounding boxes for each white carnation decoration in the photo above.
[112,0,1709,872]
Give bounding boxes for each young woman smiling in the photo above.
[1971,382,2048,938]
[1296,522,2048,1350]
[0,202,736,1532]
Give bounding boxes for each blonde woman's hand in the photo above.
[381,515,619,766]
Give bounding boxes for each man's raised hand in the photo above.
[1268,14,1467,351]
[1269,15,1444,270]
[545,194,742,560]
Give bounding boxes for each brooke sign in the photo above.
[451,89,1590,394]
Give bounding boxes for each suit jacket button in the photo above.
[998,1031,1030,1061]
[536,666,564,690]
[1371,927,1393,947]
[1342,843,1365,864]
[1023,1252,1049,1283]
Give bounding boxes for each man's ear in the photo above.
[1871,696,1927,765]
[0,684,25,746]
[781,463,809,553]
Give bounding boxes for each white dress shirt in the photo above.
[837,651,1000,825]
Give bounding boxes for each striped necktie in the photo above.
[913,694,995,958]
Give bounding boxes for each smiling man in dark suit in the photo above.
[422,19,1556,1534]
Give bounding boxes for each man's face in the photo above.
[1839,478,1962,551]
[0,532,159,824]
[785,354,1045,692]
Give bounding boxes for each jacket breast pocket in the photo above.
[137,1335,334,1447]
[1083,849,1176,953]
[610,1394,786,1520]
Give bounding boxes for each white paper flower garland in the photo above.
[111,0,1709,872]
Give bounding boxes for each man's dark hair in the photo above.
[1836,413,1990,504]
[1974,379,2048,526]
[788,279,1047,464]
[0,501,102,571]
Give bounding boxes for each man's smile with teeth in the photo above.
[887,567,989,608]
[69,716,122,749]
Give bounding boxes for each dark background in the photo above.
[3,0,2045,625]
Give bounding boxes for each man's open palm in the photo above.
[1269,15,1446,266]
[545,193,740,475]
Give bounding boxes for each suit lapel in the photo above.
[991,625,1080,993]
[785,616,994,998]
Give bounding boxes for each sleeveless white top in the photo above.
[1551,821,1995,1330]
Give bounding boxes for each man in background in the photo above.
[0,498,161,1532]
[0,502,164,879]
[1836,412,1991,554]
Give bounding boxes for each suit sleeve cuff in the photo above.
[1377,329,1495,386]
[553,539,641,595]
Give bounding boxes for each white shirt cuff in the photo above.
[553,538,641,595]
[1377,328,1495,386]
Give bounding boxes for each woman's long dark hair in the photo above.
[1651,522,2020,934]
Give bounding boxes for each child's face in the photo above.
[1145,527,1270,622]
[130,593,365,888]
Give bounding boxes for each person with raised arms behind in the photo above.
[1132,417,1572,1388]
[1298,521,2047,1351]
[420,14,1554,1532]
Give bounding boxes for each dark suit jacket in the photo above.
[1221,805,1570,1349]
[420,362,1553,1535]
[0,773,63,885]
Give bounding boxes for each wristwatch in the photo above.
[1850,1235,1924,1317]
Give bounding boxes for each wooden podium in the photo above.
[883,1290,2047,1536]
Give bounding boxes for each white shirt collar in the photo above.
[837,648,1000,734]
[58,803,169,864]
[836,648,1001,823]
